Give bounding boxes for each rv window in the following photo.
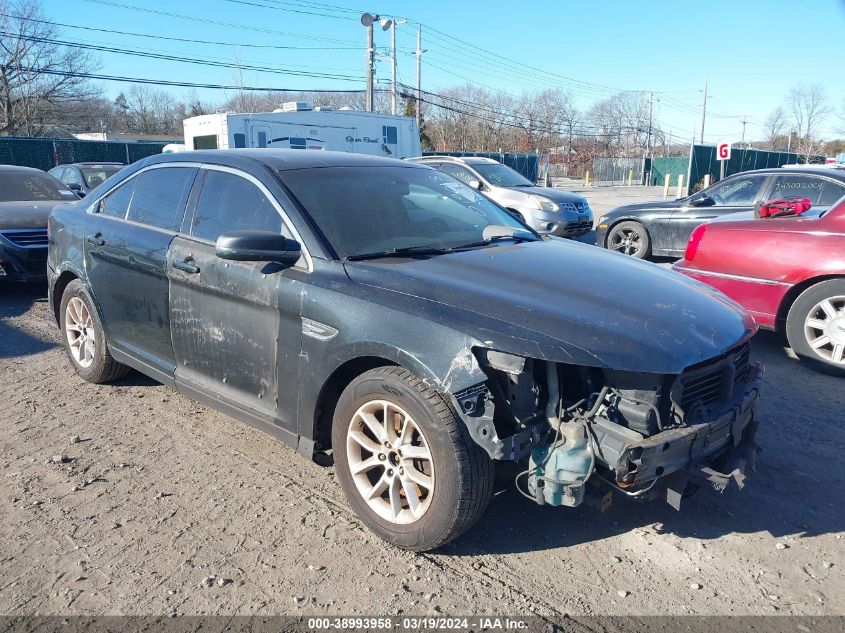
[382,126,398,145]
[289,137,307,150]
[233,133,246,148]
[257,131,267,148]
[193,135,218,150]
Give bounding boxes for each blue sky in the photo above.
[41,0,845,142]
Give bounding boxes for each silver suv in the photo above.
[408,156,593,237]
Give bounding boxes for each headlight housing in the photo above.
[529,195,558,212]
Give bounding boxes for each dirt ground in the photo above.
[1,277,843,620]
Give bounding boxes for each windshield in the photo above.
[80,165,122,188]
[279,166,531,258]
[472,163,534,187]
[0,171,78,203]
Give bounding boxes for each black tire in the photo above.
[785,279,845,376]
[59,279,130,383]
[606,220,651,258]
[331,366,494,551]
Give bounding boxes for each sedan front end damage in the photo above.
[453,340,763,510]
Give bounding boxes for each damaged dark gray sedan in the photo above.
[47,150,763,551]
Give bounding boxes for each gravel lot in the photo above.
[1,213,843,619]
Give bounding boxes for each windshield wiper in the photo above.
[452,226,539,250]
[343,245,452,261]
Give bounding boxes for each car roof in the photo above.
[69,162,125,167]
[410,155,499,166]
[0,164,49,174]
[145,149,425,172]
[730,166,845,180]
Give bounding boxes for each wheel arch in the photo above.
[311,356,400,450]
[52,269,81,325]
[776,274,845,332]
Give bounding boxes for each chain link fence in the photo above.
[589,157,644,186]
[0,137,169,171]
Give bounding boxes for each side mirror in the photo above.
[690,195,715,207]
[216,230,301,266]
[67,183,85,197]
[468,179,483,191]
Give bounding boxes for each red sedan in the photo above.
[673,196,845,374]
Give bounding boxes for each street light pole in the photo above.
[390,20,397,115]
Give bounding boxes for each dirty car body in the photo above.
[48,150,763,550]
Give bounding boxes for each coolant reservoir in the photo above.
[528,424,593,507]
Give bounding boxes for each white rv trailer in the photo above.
[183,102,421,159]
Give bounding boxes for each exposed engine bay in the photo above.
[452,342,763,510]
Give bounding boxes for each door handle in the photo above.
[172,258,200,274]
[86,234,105,246]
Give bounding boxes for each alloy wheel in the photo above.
[803,295,845,366]
[345,399,435,525]
[65,297,96,369]
[610,227,642,256]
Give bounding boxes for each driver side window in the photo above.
[707,175,767,205]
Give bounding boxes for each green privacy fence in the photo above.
[649,156,689,186]
[0,137,169,171]
[687,145,824,192]
[422,151,540,182]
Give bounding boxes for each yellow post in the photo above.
[627,169,633,186]
[663,174,671,198]
[703,174,711,188]
[584,171,591,187]
[677,174,685,198]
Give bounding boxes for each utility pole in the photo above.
[645,91,653,157]
[416,26,422,129]
[699,78,707,145]
[787,130,793,152]
[740,115,749,146]
[390,20,397,115]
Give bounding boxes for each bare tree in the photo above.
[0,0,99,136]
[124,85,180,135]
[788,83,831,162]
[762,106,788,150]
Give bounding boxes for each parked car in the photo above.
[596,167,845,258]
[48,162,125,197]
[674,195,845,375]
[0,166,78,282]
[49,150,763,551]
[408,155,593,237]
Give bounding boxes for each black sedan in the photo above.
[48,150,762,551]
[595,167,845,258]
[48,162,124,197]
[0,166,78,282]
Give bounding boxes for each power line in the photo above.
[4,31,367,83]
[0,12,364,50]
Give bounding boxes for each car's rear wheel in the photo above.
[60,279,130,383]
[606,221,651,258]
[331,366,494,551]
[786,279,845,375]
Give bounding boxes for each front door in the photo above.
[83,165,197,380]
[251,125,272,148]
[665,173,770,255]
[167,166,306,433]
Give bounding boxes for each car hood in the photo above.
[344,239,755,374]
[505,186,587,204]
[0,201,65,229]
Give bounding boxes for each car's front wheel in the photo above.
[332,366,494,551]
[60,279,130,383]
[606,221,651,258]
[786,279,845,375]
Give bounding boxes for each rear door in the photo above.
[83,165,197,381]
[665,173,770,255]
[167,166,308,434]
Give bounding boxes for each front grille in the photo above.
[560,202,589,214]
[0,229,48,248]
[678,341,751,410]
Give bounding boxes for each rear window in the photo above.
[125,168,196,231]
[80,166,122,189]
[0,171,77,202]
